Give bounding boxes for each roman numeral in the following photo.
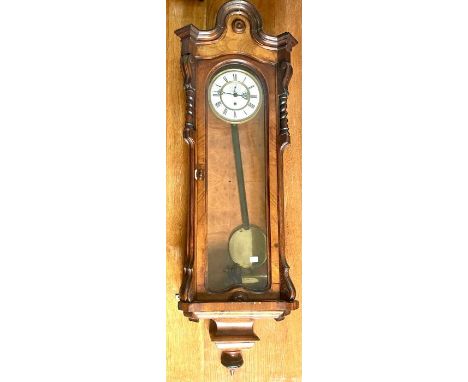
[242,76,246,83]
[212,93,220,97]
[248,85,254,89]
[215,101,222,107]
[233,110,237,118]
[243,110,247,115]
[233,73,237,81]
[223,76,228,82]
[248,102,255,108]
[223,108,228,115]
[251,95,258,98]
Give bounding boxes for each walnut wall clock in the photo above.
[175,0,298,373]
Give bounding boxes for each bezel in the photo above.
[208,67,263,124]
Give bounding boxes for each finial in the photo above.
[221,350,244,372]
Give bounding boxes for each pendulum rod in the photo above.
[230,123,250,229]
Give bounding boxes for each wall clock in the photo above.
[175,0,298,373]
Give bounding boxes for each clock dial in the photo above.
[208,68,262,123]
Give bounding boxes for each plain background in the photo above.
[1,1,467,381]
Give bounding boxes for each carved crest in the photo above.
[175,0,297,59]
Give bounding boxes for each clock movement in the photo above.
[175,0,298,372]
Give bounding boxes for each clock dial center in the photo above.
[219,81,249,110]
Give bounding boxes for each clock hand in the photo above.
[223,91,241,97]
[230,124,249,228]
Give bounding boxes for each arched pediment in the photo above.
[175,0,298,55]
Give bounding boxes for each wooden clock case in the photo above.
[175,0,298,371]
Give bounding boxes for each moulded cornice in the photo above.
[175,0,298,51]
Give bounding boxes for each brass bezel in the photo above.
[207,67,263,124]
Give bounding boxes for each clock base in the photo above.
[209,318,258,372]
[179,301,298,370]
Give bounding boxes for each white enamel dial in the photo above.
[208,68,262,123]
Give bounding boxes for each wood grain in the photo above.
[166,1,206,381]
[167,1,302,381]
[196,13,279,62]
[192,55,281,301]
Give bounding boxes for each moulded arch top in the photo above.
[175,0,298,54]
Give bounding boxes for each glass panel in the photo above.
[205,66,268,292]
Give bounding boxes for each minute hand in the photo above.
[230,124,249,229]
[222,92,249,100]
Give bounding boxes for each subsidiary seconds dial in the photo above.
[208,68,262,123]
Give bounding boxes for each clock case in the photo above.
[175,0,298,370]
